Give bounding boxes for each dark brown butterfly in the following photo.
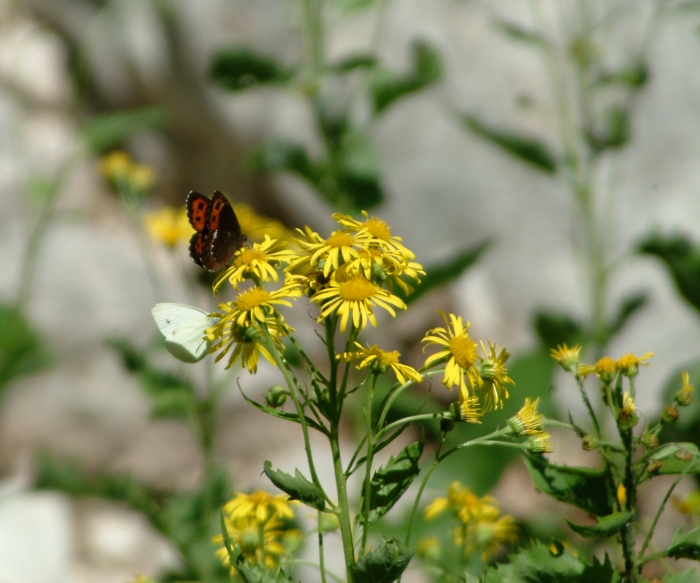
[186,190,247,271]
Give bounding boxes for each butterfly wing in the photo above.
[186,191,211,268]
[152,302,219,363]
[200,191,247,271]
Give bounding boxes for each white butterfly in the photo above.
[152,303,220,363]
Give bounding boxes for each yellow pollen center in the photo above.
[339,277,376,301]
[450,336,478,369]
[236,248,267,266]
[364,218,391,240]
[369,344,400,365]
[327,232,355,247]
[236,288,271,310]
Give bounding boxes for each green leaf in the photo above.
[338,171,384,210]
[263,461,326,511]
[330,54,377,71]
[352,537,413,583]
[648,442,700,475]
[638,233,700,314]
[400,240,490,304]
[0,302,49,394]
[596,63,648,89]
[460,114,558,173]
[565,511,633,538]
[361,439,424,524]
[665,568,700,583]
[523,452,615,516]
[82,106,166,151]
[667,526,700,560]
[371,40,442,114]
[533,310,584,350]
[493,19,549,47]
[245,141,318,183]
[210,48,292,91]
[586,106,630,154]
[241,389,327,434]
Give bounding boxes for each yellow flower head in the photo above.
[618,391,637,428]
[339,342,422,385]
[578,356,618,384]
[224,490,298,523]
[291,226,373,276]
[617,483,627,508]
[550,344,581,375]
[469,341,513,411]
[510,397,544,436]
[311,270,406,333]
[213,236,297,292]
[673,490,700,516]
[422,311,479,395]
[345,246,425,296]
[527,431,554,454]
[470,514,518,561]
[332,210,416,260]
[144,206,194,248]
[207,314,290,373]
[100,150,155,192]
[233,203,293,244]
[617,352,653,378]
[222,280,302,328]
[676,371,694,407]
[459,392,483,423]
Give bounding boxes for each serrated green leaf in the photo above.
[353,537,413,583]
[493,19,549,47]
[668,526,700,560]
[0,302,49,394]
[371,40,442,114]
[400,240,490,304]
[83,106,166,151]
[523,453,615,516]
[263,461,326,511]
[210,48,292,91]
[461,114,557,173]
[566,511,633,538]
[638,233,700,314]
[361,439,424,524]
[533,310,584,350]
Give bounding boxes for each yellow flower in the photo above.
[291,226,373,276]
[233,203,292,243]
[424,482,497,521]
[459,392,483,423]
[207,314,289,373]
[416,536,442,562]
[220,280,302,328]
[527,431,554,454]
[618,391,638,428]
[578,356,618,384]
[100,150,155,192]
[550,344,581,375]
[339,343,422,385]
[617,352,653,378]
[673,490,700,516]
[469,341,513,410]
[332,211,416,259]
[509,397,544,436]
[676,371,694,407]
[617,483,627,508]
[312,271,406,333]
[213,236,297,292]
[422,311,479,395]
[143,206,194,248]
[224,490,298,523]
[345,246,425,295]
[472,513,518,561]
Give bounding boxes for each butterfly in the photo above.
[152,303,220,363]
[186,190,247,271]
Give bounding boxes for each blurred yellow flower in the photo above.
[550,343,581,375]
[617,352,653,378]
[233,203,292,243]
[100,150,155,192]
[144,206,194,248]
[224,490,298,523]
[578,356,618,383]
[673,490,700,516]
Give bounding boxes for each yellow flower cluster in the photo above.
[144,206,194,248]
[213,491,300,574]
[423,481,517,561]
[100,150,155,193]
[574,350,653,382]
[422,311,513,413]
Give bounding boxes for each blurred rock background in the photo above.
[2,0,700,581]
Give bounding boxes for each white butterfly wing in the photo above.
[152,303,219,363]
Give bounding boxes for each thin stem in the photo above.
[317,509,328,583]
[329,424,356,583]
[360,373,379,555]
[576,375,601,436]
[404,458,440,548]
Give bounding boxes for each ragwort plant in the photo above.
[153,207,553,583]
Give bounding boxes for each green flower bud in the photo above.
[661,405,680,424]
[647,460,663,476]
[642,432,659,450]
[582,435,598,451]
[265,385,288,408]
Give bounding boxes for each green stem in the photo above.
[301,0,324,91]
[360,373,379,555]
[576,375,601,437]
[330,424,356,583]
[317,510,328,583]
[404,458,440,548]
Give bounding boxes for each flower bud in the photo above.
[646,460,663,476]
[675,449,694,463]
[318,512,339,532]
[265,385,288,408]
[617,483,627,508]
[642,432,659,450]
[527,432,554,454]
[675,371,694,407]
[440,413,455,433]
[661,405,680,424]
[582,435,598,451]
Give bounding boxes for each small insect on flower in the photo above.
[339,343,422,385]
